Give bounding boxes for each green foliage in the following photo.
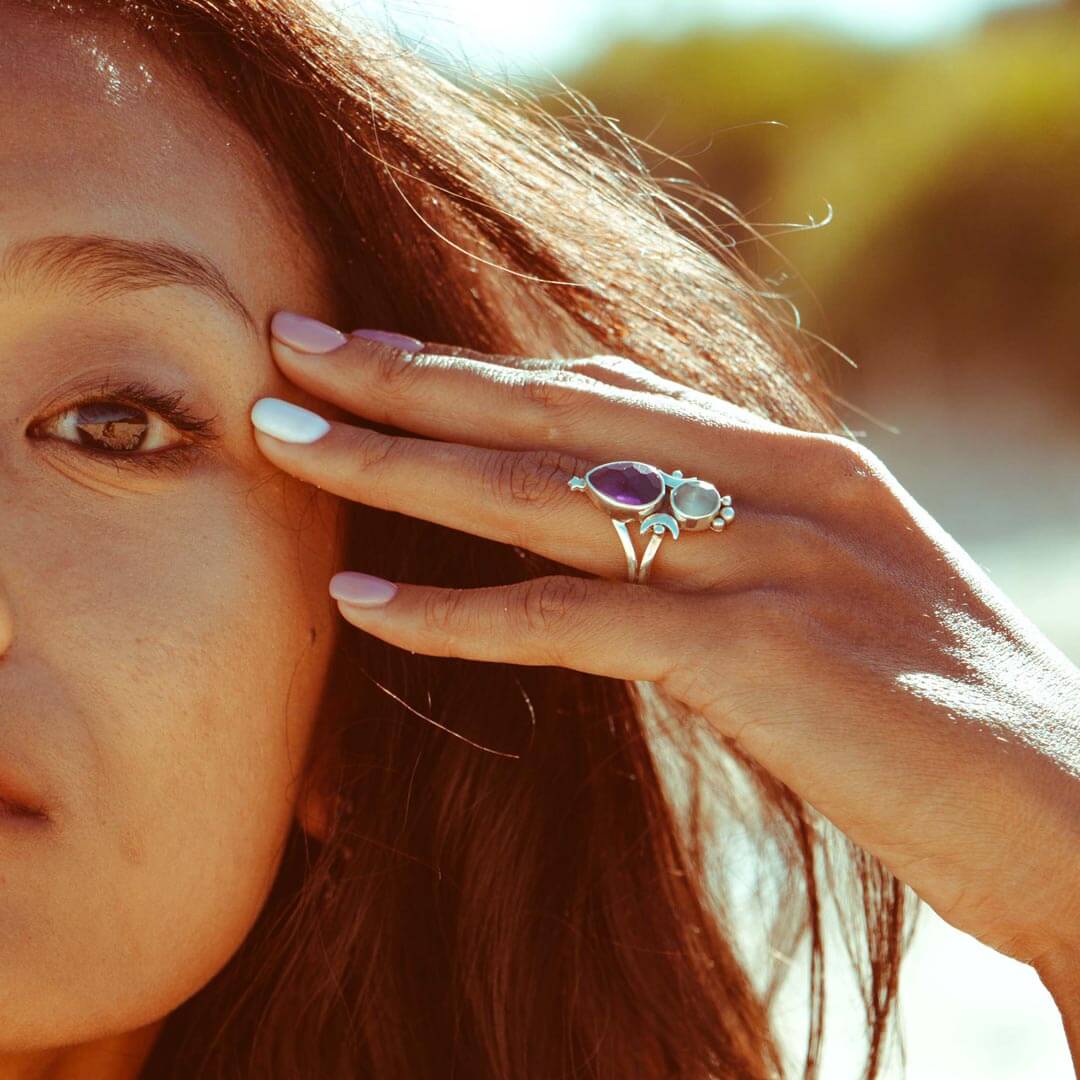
[564,11,1080,398]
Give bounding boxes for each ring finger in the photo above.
[248,407,828,591]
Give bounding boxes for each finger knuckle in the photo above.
[809,433,893,507]
[519,371,592,441]
[520,368,585,407]
[567,354,644,381]
[421,588,470,642]
[346,427,400,473]
[368,341,428,397]
[515,575,590,637]
[488,448,581,508]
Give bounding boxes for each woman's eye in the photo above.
[27,381,222,474]
[38,399,183,456]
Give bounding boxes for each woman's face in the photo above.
[0,11,349,1066]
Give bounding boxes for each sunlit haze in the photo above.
[331,0,1055,71]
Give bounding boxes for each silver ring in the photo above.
[567,460,735,584]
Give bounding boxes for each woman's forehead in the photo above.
[0,9,322,326]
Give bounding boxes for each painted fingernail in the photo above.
[329,571,398,606]
[349,329,424,352]
[251,397,330,443]
[271,310,349,353]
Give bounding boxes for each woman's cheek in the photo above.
[20,472,340,1032]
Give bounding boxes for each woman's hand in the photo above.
[251,310,1080,984]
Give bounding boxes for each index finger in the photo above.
[267,311,797,504]
[352,333,569,372]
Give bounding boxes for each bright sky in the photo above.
[338,0,1055,71]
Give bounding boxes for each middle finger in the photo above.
[268,315,801,509]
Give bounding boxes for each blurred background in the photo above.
[337,1,1079,1074]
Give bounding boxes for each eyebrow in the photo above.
[0,233,258,337]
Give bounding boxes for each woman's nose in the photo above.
[0,490,22,661]
[0,572,12,661]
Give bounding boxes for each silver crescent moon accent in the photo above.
[638,512,680,539]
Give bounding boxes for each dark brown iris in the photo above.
[74,402,147,452]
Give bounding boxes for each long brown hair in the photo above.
[28,1,918,1075]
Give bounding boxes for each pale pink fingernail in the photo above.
[272,310,349,353]
[349,329,424,352]
[329,571,398,607]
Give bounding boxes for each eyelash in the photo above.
[31,376,223,475]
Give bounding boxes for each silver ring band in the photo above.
[610,518,639,582]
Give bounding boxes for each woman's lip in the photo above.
[1,795,47,819]
[0,762,51,821]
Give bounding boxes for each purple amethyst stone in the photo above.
[587,461,664,508]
